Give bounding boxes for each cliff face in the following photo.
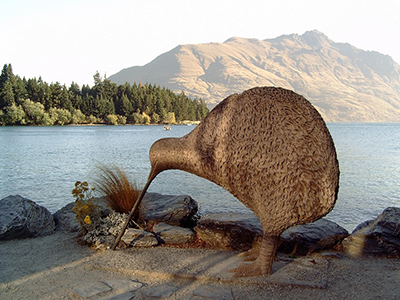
[109,30,400,122]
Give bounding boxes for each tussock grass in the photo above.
[95,164,142,216]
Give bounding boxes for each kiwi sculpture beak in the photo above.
[111,168,158,250]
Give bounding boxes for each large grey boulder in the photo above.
[0,195,55,240]
[139,193,198,227]
[351,219,375,233]
[56,194,197,232]
[279,219,349,255]
[195,212,263,251]
[53,198,112,233]
[342,207,400,257]
[53,202,79,232]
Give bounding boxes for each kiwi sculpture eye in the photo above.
[113,86,339,277]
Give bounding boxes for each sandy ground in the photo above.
[1,231,400,299]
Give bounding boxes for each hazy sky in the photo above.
[1,0,399,87]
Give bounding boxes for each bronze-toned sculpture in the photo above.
[113,87,339,277]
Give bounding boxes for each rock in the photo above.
[0,195,55,240]
[92,197,114,217]
[352,219,374,233]
[107,293,135,300]
[139,193,198,227]
[54,199,116,233]
[153,222,196,245]
[82,211,128,249]
[318,251,344,259]
[103,279,143,294]
[195,213,348,254]
[342,207,400,257]
[53,202,80,232]
[195,212,263,251]
[121,228,158,247]
[74,279,143,299]
[140,284,179,298]
[193,284,234,300]
[279,219,349,255]
[104,211,129,237]
[74,281,112,298]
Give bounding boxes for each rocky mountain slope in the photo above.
[109,30,400,122]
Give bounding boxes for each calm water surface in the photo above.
[1,124,399,232]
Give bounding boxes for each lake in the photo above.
[1,123,399,232]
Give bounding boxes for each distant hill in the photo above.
[109,30,400,122]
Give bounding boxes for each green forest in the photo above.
[0,64,209,126]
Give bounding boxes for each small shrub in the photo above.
[151,112,160,124]
[71,109,87,124]
[95,165,142,217]
[72,181,101,232]
[128,112,143,124]
[117,115,127,125]
[105,114,118,125]
[141,112,151,124]
[165,112,176,124]
[86,115,98,124]
[49,107,72,125]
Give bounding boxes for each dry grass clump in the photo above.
[95,164,142,216]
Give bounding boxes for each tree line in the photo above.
[0,64,209,126]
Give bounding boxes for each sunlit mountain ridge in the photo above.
[109,30,400,122]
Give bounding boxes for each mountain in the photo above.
[109,30,400,122]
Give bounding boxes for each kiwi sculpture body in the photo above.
[113,86,339,277]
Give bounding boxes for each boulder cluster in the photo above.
[1,194,399,258]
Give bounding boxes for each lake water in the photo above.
[1,123,399,232]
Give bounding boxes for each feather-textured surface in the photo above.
[148,86,339,276]
[150,87,339,234]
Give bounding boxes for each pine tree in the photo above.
[68,82,82,110]
[49,82,63,109]
[13,76,27,105]
[38,77,51,110]
[0,64,16,109]
[92,71,104,99]
[0,80,15,109]
[27,78,41,103]
[60,85,73,112]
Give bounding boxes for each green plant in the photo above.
[95,165,142,217]
[72,181,101,232]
